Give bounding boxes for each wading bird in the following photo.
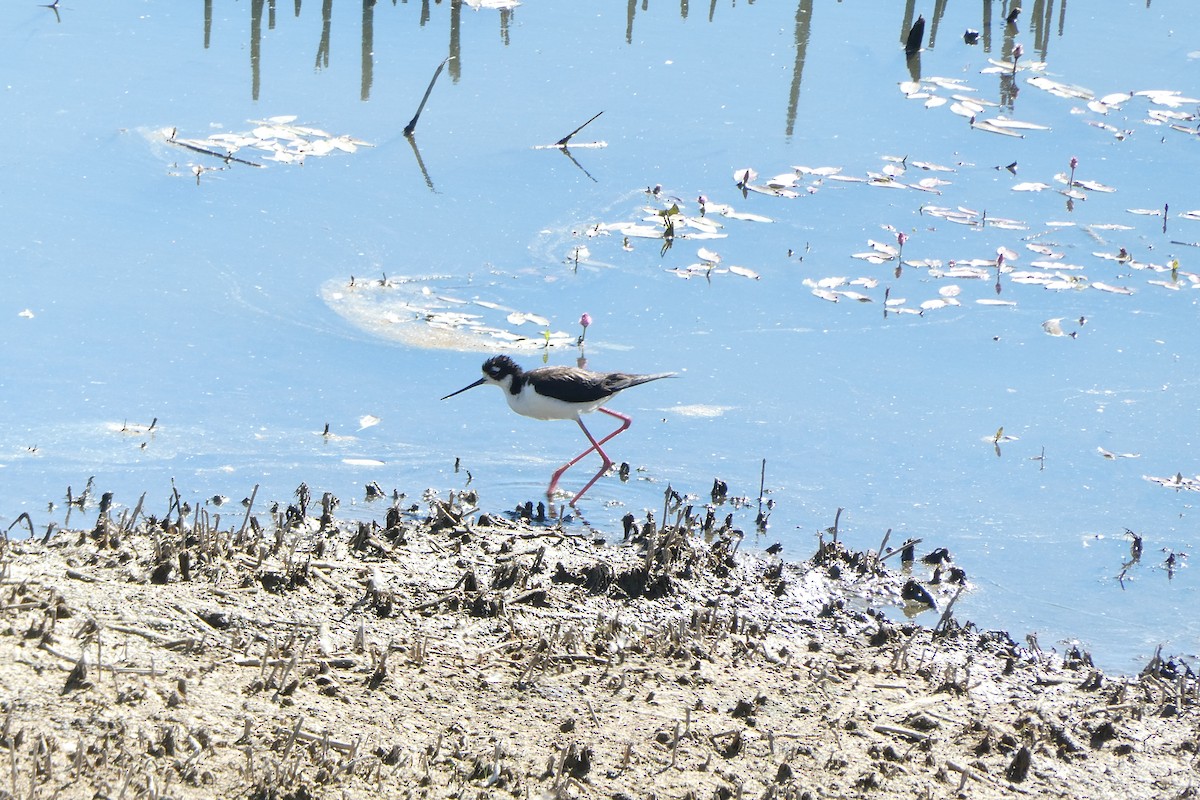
[441,355,674,505]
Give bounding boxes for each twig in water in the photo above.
[880,537,923,563]
[165,130,263,167]
[757,458,767,508]
[555,111,604,147]
[404,56,454,137]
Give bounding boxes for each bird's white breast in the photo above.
[504,384,605,421]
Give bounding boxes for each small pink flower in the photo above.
[577,312,591,345]
[996,248,1006,268]
[1012,43,1024,61]
[1069,156,1079,170]
[897,232,908,247]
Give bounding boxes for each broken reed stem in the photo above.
[281,717,304,762]
[117,763,135,800]
[125,493,146,534]
[73,734,84,780]
[554,110,603,147]
[239,485,259,538]
[880,537,923,563]
[873,723,929,741]
[758,458,767,507]
[403,56,453,137]
[890,628,921,671]
[660,485,671,535]
[5,512,35,540]
[933,584,967,634]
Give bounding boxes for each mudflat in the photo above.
[0,489,1194,798]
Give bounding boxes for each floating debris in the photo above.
[322,277,573,352]
[1041,318,1074,337]
[1027,76,1094,100]
[1145,473,1200,491]
[554,51,1200,329]
[161,117,371,175]
[1097,447,1140,460]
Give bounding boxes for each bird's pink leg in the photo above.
[544,408,632,504]
[567,413,626,505]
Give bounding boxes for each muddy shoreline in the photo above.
[0,486,1196,798]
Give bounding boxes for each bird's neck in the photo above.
[501,374,524,396]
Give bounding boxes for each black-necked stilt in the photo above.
[441,355,674,505]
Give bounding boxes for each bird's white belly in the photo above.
[506,387,604,420]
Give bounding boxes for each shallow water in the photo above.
[2,0,1198,672]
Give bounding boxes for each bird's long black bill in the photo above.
[440,377,487,401]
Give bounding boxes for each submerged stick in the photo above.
[555,111,604,147]
[165,130,263,168]
[404,56,454,137]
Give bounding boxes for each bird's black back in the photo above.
[528,365,673,404]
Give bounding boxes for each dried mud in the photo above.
[0,488,1197,799]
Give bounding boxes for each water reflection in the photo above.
[784,1,812,138]
[361,0,375,100]
[206,0,483,101]
[188,0,1090,140]
[894,0,1072,111]
[902,0,1066,59]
